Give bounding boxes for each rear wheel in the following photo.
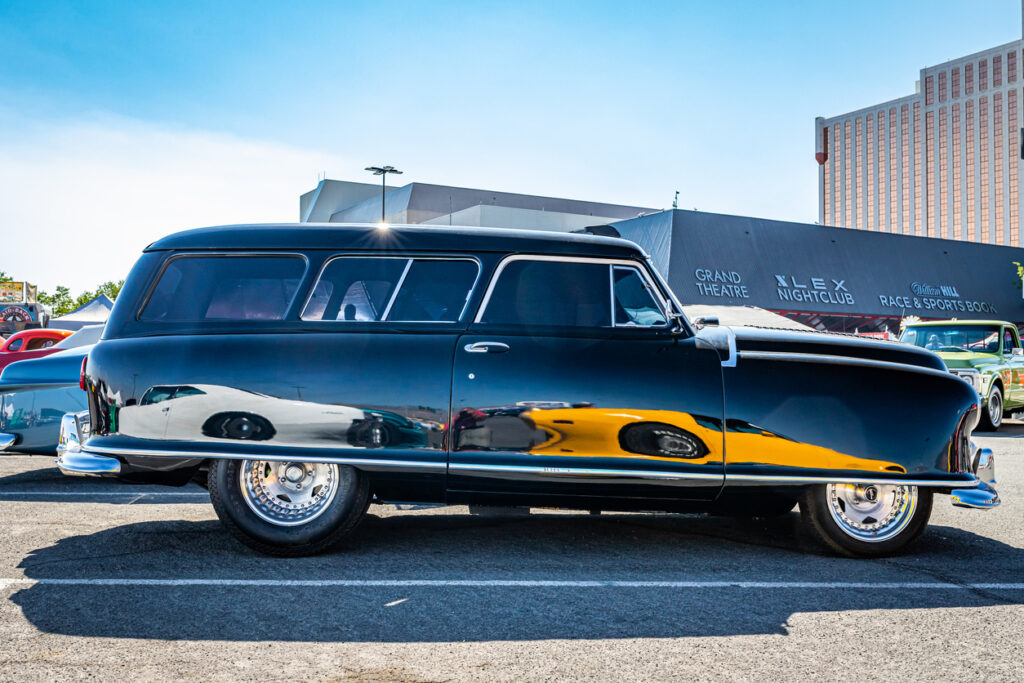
[800,483,932,557]
[978,385,1003,432]
[208,459,369,556]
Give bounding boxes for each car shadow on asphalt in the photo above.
[979,421,1024,438]
[0,466,208,504]
[10,511,1024,641]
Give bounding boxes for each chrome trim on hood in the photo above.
[737,350,955,379]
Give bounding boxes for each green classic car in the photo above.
[901,319,1024,431]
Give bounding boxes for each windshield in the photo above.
[901,325,1002,353]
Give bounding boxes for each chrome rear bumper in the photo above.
[56,411,120,477]
[950,446,999,509]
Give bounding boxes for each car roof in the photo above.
[907,320,1013,327]
[4,329,70,341]
[145,223,646,259]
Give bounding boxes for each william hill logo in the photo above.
[911,282,960,298]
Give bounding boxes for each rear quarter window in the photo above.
[301,257,478,322]
[139,254,306,322]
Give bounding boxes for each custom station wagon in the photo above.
[58,224,998,557]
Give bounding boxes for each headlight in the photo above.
[950,369,982,393]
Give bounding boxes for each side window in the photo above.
[301,257,478,322]
[613,266,668,327]
[302,258,406,321]
[7,338,23,351]
[1004,328,1017,353]
[480,260,611,327]
[140,255,305,322]
[387,260,478,322]
[140,387,175,405]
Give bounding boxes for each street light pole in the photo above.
[364,165,403,223]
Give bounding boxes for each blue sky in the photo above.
[1,0,1022,291]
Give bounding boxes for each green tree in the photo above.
[37,286,75,316]
[38,279,125,317]
[94,280,124,300]
[0,271,11,282]
[72,289,96,311]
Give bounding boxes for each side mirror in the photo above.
[693,316,719,329]
[1013,347,1023,356]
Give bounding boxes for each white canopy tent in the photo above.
[50,294,114,331]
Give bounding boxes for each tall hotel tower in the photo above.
[816,19,1024,246]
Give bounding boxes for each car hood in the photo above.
[932,350,1002,369]
[721,327,946,371]
[0,344,92,387]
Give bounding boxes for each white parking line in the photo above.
[1,579,1023,590]
[0,491,208,497]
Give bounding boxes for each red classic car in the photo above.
[0,329,73,373]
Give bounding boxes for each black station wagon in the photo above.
[57,224,999,557]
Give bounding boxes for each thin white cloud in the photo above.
[0,111,340,293]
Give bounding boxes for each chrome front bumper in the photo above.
[950,445,999,509]
[56,411,120,477]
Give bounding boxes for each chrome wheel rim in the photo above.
[826,483,918,542]
[240,460,339,527]
[988,390,1003,427]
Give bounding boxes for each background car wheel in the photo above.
[208,458,370,556]
[977,386,1003,432]
[799,483,932,558]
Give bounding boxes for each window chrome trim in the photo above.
[299,254,481,323]
[136,251,311,322]
[610,264,670,329]
[83,444,446,472]
[737,351,954,379]
[380,258,413,321]
[473,254,669,326]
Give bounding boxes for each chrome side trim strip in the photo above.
[449,462,723,481]
[0,433,16,451]
[727,473,980,487]
[83,445,446,472]
[737,351,954,379]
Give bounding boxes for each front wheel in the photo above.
[800,483,932,558]
[208,459,370,556]
[978,386,1003,432]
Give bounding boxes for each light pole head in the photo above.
[365,166,403,176]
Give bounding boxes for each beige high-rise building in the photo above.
[816,36,1024,246]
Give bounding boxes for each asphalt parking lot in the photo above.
[1,429,1022,681]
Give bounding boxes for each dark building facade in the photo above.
[612,210,1024,332]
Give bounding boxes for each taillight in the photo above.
[79,357,88,391]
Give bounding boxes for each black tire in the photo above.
[208,459,370,557]
[978,385,1003,432]
[799,484,932,558]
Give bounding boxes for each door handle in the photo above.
[464,341,510,354]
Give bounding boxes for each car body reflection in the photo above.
[118,384,426,449]
[453,403,903,473]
